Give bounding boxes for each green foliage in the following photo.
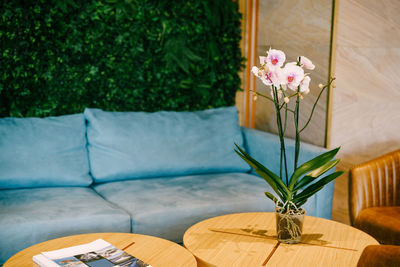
[235,144,344,210]
[0,0,244,117]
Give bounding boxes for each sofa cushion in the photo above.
[84,107,249,183]
[93,173,317,243]
[0,187,131,264]
[0,114,92,189]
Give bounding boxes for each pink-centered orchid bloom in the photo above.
[253,65,284,88]
[283,63,305,91]
[266,49,286,68]
[264,67,284,88]
[299,56,315,70]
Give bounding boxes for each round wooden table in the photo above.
[4,232,197,267]
[183,212,379,266]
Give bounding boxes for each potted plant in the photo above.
[235,48,343,244]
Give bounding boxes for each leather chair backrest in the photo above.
[349,149,400,225]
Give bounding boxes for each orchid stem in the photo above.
[294,86,301,170]
[248,89,295,113]
[273,86,289,186]
[299,77,335,133]
[283,103,288,135]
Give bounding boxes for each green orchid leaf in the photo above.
[308,159,340,178]
[288,147,340,190]
[293,159,340,192]
[293,175,314,192]
[235,148,285,200]
[236,151,285,200]
[295,198,307,207]
[264,191,278,203]
[292,171,344,204]
[234,144,289,201]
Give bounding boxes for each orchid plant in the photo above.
[235,48,343,214]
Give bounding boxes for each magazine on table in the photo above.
[33,239,152,267]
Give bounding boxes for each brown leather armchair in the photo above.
[349,149,400,245]
[357,245,400,267]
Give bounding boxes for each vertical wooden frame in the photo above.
[325,0,338,148]
[242,0,258,128]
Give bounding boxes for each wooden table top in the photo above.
[4,232,197,267]
[183,212,379,267]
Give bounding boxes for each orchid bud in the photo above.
[299,56,315,70]
[252,66,260,77]
[284,97,290,103]
[318,83,324,89]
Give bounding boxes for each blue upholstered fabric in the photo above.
[84,107,249,183]
[93,173,317,243]
[0,114,92,189]
[0,187,131,264]
[242,127,335,219]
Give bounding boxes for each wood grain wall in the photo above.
[330,0,400,224]
[253,0,333,147]
[235,0,247,126]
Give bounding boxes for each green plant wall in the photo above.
[0,0,243,117]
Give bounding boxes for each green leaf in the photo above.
[293,159,340,192]
[292,171,344,205]
[234,144,289,201]
[295,198,307,207]
[288,147,340,190]
[308,159,340,178]
[293,175,315,192]
[2,0,243,117]
[264,191,278,203]
[235,149,283,199]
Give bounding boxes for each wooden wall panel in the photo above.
[330,0,400,224]
[254,0,333,147]
[235,0,247,126]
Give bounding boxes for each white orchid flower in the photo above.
[283,63,305,90]
[266,68,285,88]
[267,48,286,68]
[299,56,315,70]
[300,76,311,94]
[252,65,284,89]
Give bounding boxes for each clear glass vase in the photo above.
[275,209,305,244]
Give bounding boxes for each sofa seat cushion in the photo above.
[93,172,317,243]
[84,107,250,183]
[0,187,131,264]
[0,114,92,189]
[354,206,400,245]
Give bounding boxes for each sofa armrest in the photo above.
[241,127,335,219]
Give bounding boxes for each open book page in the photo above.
[33,239,152,267]
[33,254,60,267]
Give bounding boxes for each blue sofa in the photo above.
[0,106,334,264]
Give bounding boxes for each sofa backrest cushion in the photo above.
[0,114,92,189]
[84,106,250,183]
